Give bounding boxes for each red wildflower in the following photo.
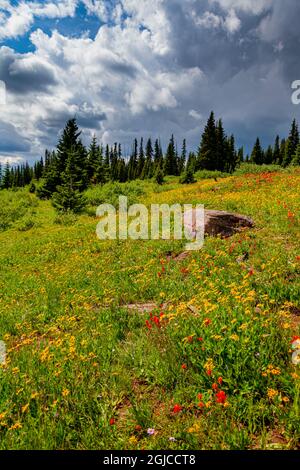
[217,377,223,385]
[197,393,203,400]
[204,318,212,327]
[173,404,183,414]
[197,337,203,342]
[248,267,255,276]
[291,335,300,343]
[145,320,152,330]
[198,402,204,409]
[212,383,218,391]
[216,391,227,404]
[152,316,161,327]
[187,336,194,343]
[207,369,212,376]
[135,425,142,432]
[109,418,116,426]
[181,364,187,370]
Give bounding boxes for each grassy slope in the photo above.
[0,169,299,450]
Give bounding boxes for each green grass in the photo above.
[0,168,299,449]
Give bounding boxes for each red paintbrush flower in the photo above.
[216,391,227,404]
[173,404,183,414]
[109,418,116,426]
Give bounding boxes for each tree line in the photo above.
[0,112,299,205]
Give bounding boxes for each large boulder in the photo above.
[204,210,254,237]
[184,209,254,239]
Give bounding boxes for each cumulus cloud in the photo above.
[0,1,78,40]
[0,0,299,163]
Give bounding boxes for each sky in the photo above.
[0,0,300,164]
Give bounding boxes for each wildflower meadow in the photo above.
[0,166,299,450]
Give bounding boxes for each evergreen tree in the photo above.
[273,135,280,164]
[216,119,226,171]
[279,138,286,166]
[87,135,99,181]
[283,119,299,167]
[264,145,273,165]
[292,143,300,166]
[56,118,84,173]
[180,164,196,184]
[197,112,217,171]
[187,152,197,173]
[137,138,145,178]
[128,139,138,180]
[178,139,187,174]
[142,138,154,179]
[164,134,178,175]
[2,162,11,189]
[154,165,164,185]
[250,138,264,165]
[237,147,244,165]
[52,150,86,213]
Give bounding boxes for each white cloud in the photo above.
[225,8,241,33]
[195,11,222,29]
[0,1,78,40]
[0,155,24,164]
[189,109,202,120]
[210,0,272,15]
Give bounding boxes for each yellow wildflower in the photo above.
[21,403,29,413]
[267,388,278,399]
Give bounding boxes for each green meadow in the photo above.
[0,166,299,450]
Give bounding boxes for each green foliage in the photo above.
[85,180,148,207]
[0,169,299,449]
[234,163,283,176]
[154,167,165,185]
[180,166,196,184]
[194,169,228,180]
[0,190,38,232]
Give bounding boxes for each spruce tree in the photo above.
[197,112,217,171]
[283,119,299,167]
[137,138,145,178]
[2,162,11,189]
[279,138,286,166]
[178,139,187,174]
[52,150,86,213]
[154,165,164,185]
[264,145,273,165]
[250,138,264,165]
[142,138,154,179]
[164,134,178,175]
[273,135,280,164]
[216,119,226,171]
[292,143,300,166]
[128,139,138,180]
[87,135,99,181]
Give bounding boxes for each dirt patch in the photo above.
[126,303,168,314]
